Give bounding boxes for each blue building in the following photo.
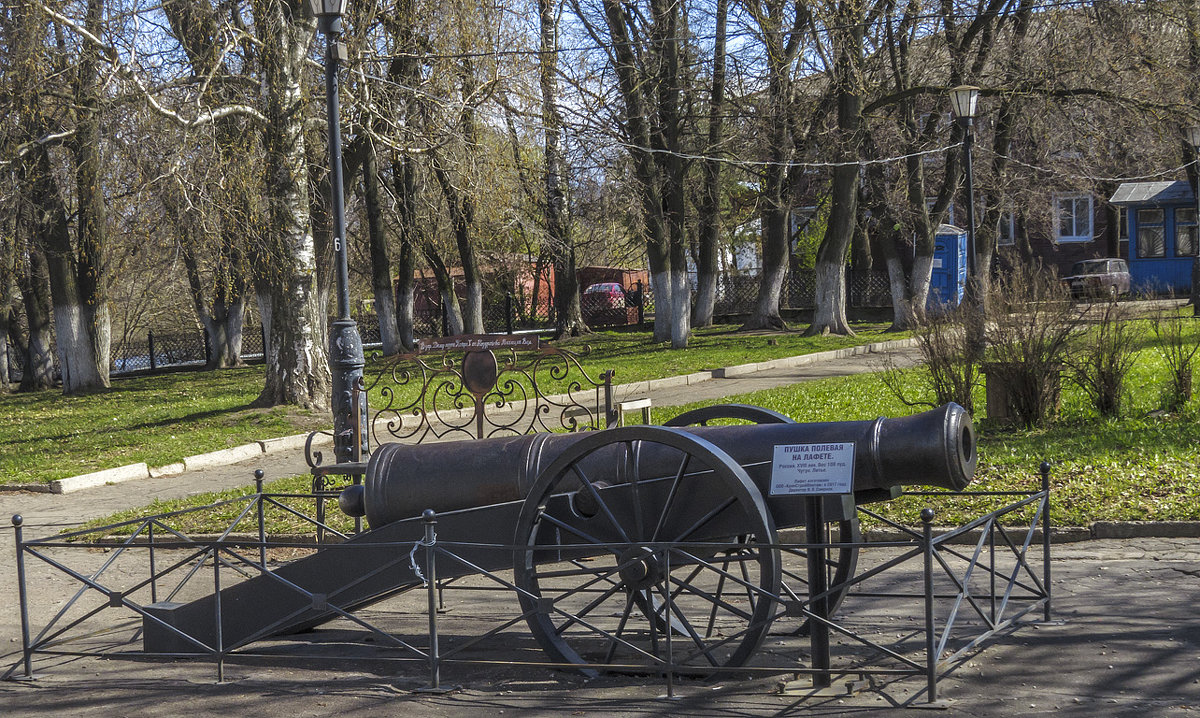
[1109,181,1197,292]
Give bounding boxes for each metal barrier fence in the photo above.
[4,464,1051,705]
[1,270,894,383]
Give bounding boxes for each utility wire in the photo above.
[352,0,1119,65]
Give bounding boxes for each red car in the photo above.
[583,282,629,323]
[584,282,626,309]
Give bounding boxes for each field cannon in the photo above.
[144,403,976,674]
[345,402,975,670]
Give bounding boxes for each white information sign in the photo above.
[769,442,855,496]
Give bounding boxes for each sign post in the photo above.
[770,442,855,694]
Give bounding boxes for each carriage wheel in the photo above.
[513,426,781,675]
[664,403,860,632]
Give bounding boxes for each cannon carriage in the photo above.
[143,401,977,676]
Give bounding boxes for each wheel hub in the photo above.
[618,546,661,591]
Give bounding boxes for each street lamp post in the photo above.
[1186,125,1200,316]
[310,0,366,464]
[949,85,980,285]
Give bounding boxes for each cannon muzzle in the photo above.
[343,403,976,528]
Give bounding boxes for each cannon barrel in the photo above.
[345,402,976,529]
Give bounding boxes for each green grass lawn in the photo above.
[2,323,900,486]
[23,313,1200,534]
[1,367,326,485]
[75,338,1200,538]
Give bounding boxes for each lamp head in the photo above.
[1187,125,1200,151]
[307,0,348,19]
[949,85,980,120]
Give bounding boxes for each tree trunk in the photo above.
[31,147,106,393]
[884,256,914,331]
[0,308,9,392]
[600,0,673,344]
[424,248,464,336]
[252,1,328,410]
[538,0,587,338]
[809,262,851,336]
[392,155,419,350]
[17,241,56,392]
[429,150,484,334]
[73,0,111,388]
[806,3,863,338]
[694,0,728,328]
[362,137,402,354]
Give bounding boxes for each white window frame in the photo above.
[1054,193,1093,243]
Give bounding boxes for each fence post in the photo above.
[636,281,645,327]
[422,510,441,691]
[12,515,34,680]
[1041,461,1052,622]
[505,292,514,335]
[602,370,616,428]
[148,330,157,373]
[922,507,938,705]
[255,469,266,569]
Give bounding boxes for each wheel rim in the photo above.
[513,426,780,674]
[664,403,861,627]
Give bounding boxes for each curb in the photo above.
[182,443,264,471]
[713,338,917,379]
[49,463,150,494]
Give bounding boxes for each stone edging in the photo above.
[2,432,333,495]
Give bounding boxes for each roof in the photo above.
[1109,181,1195,205]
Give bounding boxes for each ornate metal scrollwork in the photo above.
[359,343,614,448]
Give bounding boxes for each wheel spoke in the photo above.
[551,579,628,637]
[571,464,631,544]
[671,496,736,543]
[515,426,783,674]
[603,592,639,665]
[625,440,646,542]
[537,508,623,555]
[657,588,720,667]
[650,453,691,543]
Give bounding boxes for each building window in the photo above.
[1176,208,1197,257]
[997,210,1016,246]
[1137,208,1165,258]
[1117,208,1128,242]
[1055,194,1093,242]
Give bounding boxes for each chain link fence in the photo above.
[1,269,894,383]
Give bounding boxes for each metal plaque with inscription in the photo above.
[769,442,855,496]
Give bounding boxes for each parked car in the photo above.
[582,282,632,324]
[1062,258,1131,299]
[583,282,626,309]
